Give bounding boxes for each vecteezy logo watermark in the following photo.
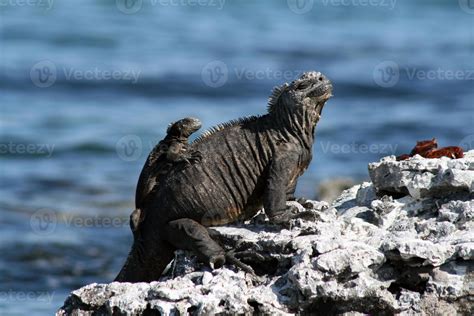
[30,209,57,235]
[0,0,54,10]
[30,60,141,88]
[116,135,143,161]
[459,0,474,14]
[116,0,225,13]
[0,142,55,157]
[30,60,57,88]
[460,135,474,151]
[0,290,55,303]
[373,61,400,88]
[320,0,396,9]
[116,0,143,14]
[201,60,229,88]
[287,0,314,14]
[319,141,398,155]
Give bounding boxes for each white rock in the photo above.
[368,150,474,198]
[314,242,385,275]
[455,242,474,260]
[397,289,421,312]
[355,182,377,206]
[382,238,456,266]
[427,262,472,299]
[58,153,474,315]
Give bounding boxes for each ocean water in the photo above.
[0,0,473,314]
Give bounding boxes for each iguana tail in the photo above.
[115,239,175,283]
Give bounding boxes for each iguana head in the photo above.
[167,117,202,138]
[268,71,332,126]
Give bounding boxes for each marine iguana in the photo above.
[131,117,202,234]
[115,71,333,282]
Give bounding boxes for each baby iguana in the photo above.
[130,117,202,235]
[116,72,333,282]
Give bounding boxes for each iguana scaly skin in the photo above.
[115,71,333,282]
[131,117,202,234]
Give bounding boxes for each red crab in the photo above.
[397,138,464,161]
[424,146,464,159]
[410,138,438,156]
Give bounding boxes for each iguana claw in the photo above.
[205,229,259,274]
[181,151,202,166]
[231,250,265,262]
[190,151,203,162]
[269,205,317,228]
[209,254,225,270]
[225,250,256,275]
[287,196,308,205]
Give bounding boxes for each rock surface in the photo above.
[369,151,474,198]
[58,151,474,315]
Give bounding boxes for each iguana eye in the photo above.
[296,81,311,90]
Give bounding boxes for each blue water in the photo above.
[0,1,473,314]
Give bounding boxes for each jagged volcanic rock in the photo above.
[57,151,474,315]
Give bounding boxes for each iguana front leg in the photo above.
[284,160,308,204]
[167,144,202,165]
[264,149,312,225]
[163,219,257,274]
[286,181,308,204]
[162,218,226,269]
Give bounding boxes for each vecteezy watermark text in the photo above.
[116,0,225,14]
[155,0,225,9]
[234,68,302,81]
[321,0,396,9]
[201,61,303,88]
[30,209,129,235]
[116,136,193,161]
[0,0,54,10]
[287,0,396,14]
[319,141,398,155]
[63,68,140,83]
[0,142,55,157]
[0,290,55,303]
[374,61,474,88]
[62,216,128,229]
[30,60,141,88]
[405,68,474,81]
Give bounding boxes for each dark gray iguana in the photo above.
[115,71,333,282]
[131,117,202,234]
